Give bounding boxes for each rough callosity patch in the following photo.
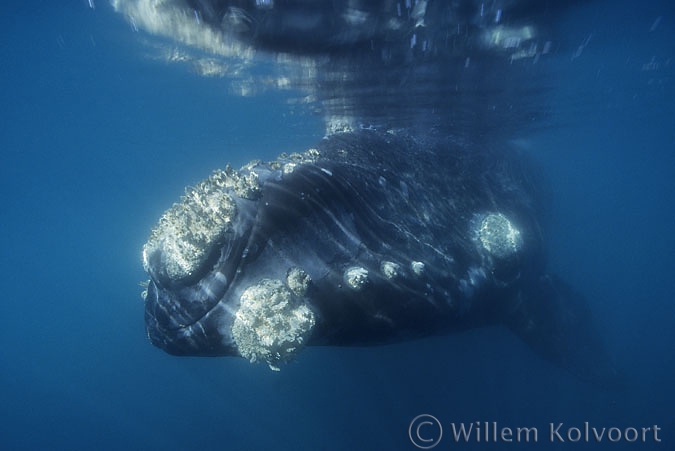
[142,163,268,281]
[411,261,425,276]
[303,148,320,161]
[344,266,369,290]
[477,213,523,259]
[210,165,262,200]
[286,267,311,296]
[232,279,315,371]
[381,261,401,279]
[282,162,298,174]
[275,148,321,175]
[142,173,237,281]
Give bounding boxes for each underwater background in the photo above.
[1,1,673,450]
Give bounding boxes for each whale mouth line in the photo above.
[156,243,243,331]
[143,183,262,337]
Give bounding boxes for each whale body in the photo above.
[115,0,616,381]
[142,130,614,380]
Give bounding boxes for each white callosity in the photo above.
[380,261,401,279]
[212,164,262,200]
[274,148,320,175]
[477,213,522,259]
[411,261,425,276]
[141,146,322,282]
[286,267,312,296]
[142,171,237,281]
[232,279,315,371]
[344,266,369,290]
[142,165,263,281]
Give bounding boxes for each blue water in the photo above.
[1,1,673,450]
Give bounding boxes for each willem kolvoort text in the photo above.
[449,422,661,443]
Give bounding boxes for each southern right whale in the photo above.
[114,0,618,381]
[142,129,616,382]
